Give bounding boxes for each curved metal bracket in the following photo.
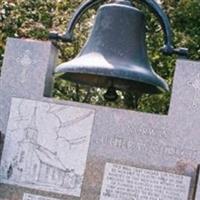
[49,0,188,56]
[49,0,103,43]
[67,0,104,37]
[141,0,188,56]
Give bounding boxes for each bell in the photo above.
[55,1,169,99]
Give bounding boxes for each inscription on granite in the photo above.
[100,163,191,200]
[94,135,200,162]
[0,98,95,197]
[23,193,61,200]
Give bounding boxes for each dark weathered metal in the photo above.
[55,1,169,95]
[49,0,188,56]
[49,0,188,100]
[104,86,119,101]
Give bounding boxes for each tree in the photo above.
[0,0,200,114]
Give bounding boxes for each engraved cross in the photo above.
[0,38,57,135]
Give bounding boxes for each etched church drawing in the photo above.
[9,107,81,190]
[0,98,95,196]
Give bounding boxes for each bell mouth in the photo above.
[59,72,168,94]
[55,51,169,94]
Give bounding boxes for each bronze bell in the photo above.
[49,0,188,101]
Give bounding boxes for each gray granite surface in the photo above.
[0,38,200,200]
[80,60,199,200]
[0,38,57,136]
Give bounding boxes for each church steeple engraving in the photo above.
[0,98,95,197]
[24,106,38,143]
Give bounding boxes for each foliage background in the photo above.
[0,0,199,114]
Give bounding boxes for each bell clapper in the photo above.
[104,81,118,101]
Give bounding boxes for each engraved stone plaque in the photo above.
[0,98,95,197]
[23,193,61,200]
[100,163,191,200]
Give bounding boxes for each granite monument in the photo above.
[0,38,200,200]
